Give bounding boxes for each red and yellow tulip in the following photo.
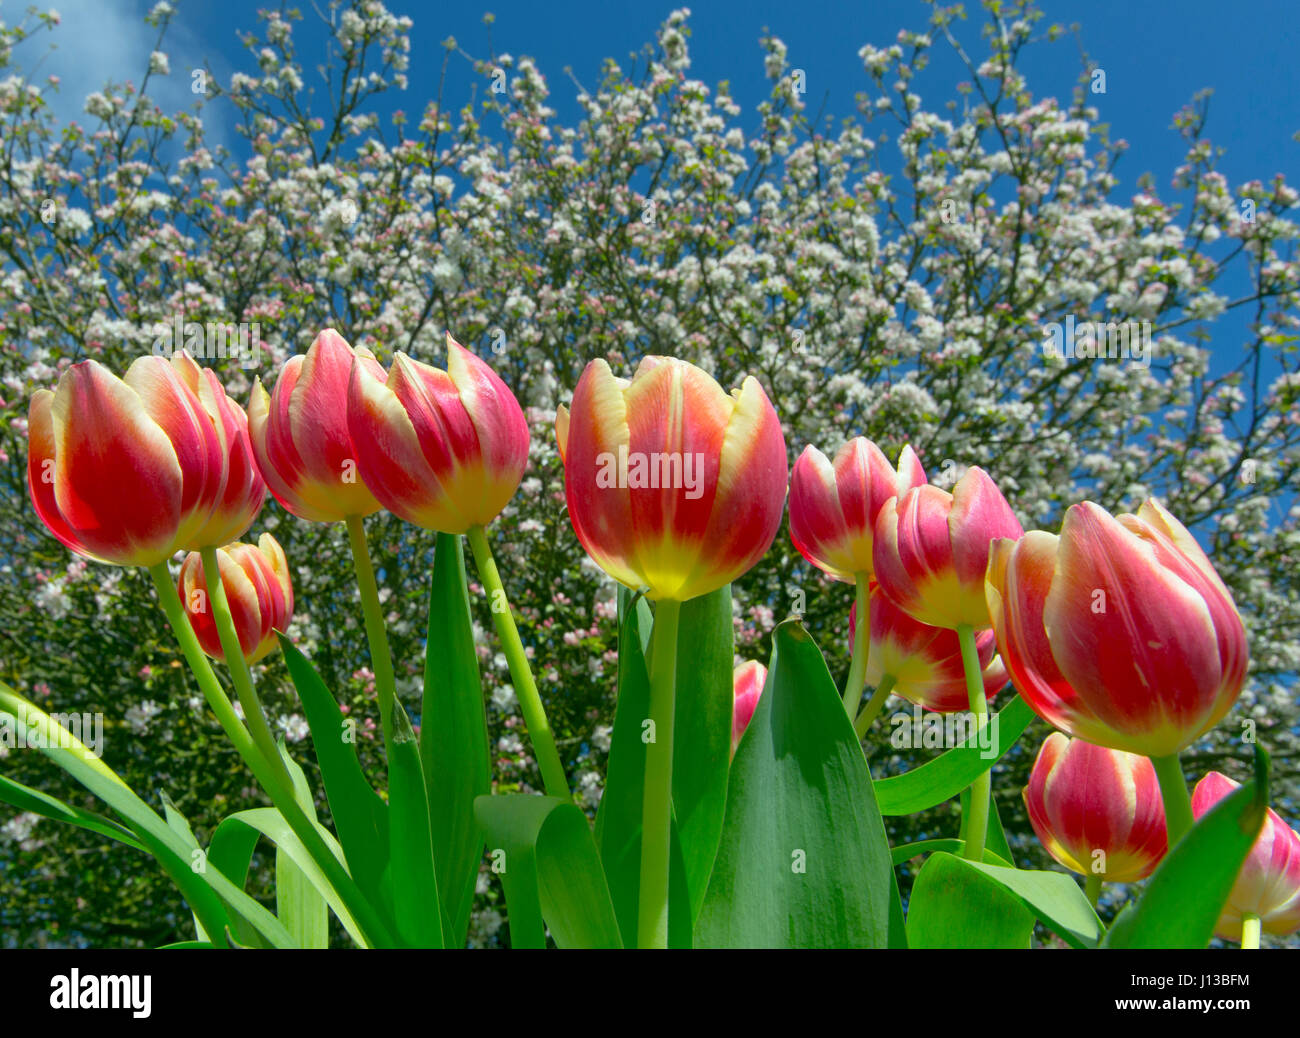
[555,356,788,602]
[731,660,766,756]
[179,533,293,664]
[1192,772,1300,941]
[346,334,530,533]
[1024,733,1168,883]
[28,355,226,566]
[984,499,1248,757]
[872,467,1023,630]
[248,329,386,522]
[850,585,1006,713]
[788,438,926,582]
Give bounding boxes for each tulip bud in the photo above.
[984,500,1248,757]
[1192,772,1300,940]
[850,585,1006,713]
[28,355,225,566]
[247,329,386,522]
[1023,733,1168,883]
[555,356,788,602]
[873,467,1023,630]
[732,660,766,755]
[346,334,530,533]
[179,534,293,664]
[170,351,267,547]
[788,438,926,582]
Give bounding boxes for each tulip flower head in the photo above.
[555,356,788,602]
[179,534,294,664]
[1192,772,1300,941]
[28,354,227,566]
[850,586,1006,713]
[347,333,530,533]
[788,438,926,582]
[248,329,386,522]
[731,660,767,755]
[985,499,1248,758]
[1023,733,1168,883]
[872,466,1023,630]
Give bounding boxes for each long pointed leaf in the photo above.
[874,694,1034,816]
[476,793,623,949]
[278,635,391,912]
[696,620,893,948]
[670,585,733,924]
[388,702,444,948]
[420,532,490,949]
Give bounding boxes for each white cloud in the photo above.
[18,0,231,149]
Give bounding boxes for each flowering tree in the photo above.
[0,0,1296,947]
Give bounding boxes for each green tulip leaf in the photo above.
[695,619,893,948]
[209,808,366,948]
[0,683,292,949]
[960,860,1104,948]
[278,635,391,914]
[669,585,734,925]
[420,532,491,950]
[475,793,623,949]
[387,702,445,948]
[875,694,1035,816]
[0,773,144,852]
[907,851,1036,948]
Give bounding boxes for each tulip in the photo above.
[984,499,1248,762]
[28,354,225,566]
[346,333,530,533]
[850,586,1006,717]
[1024,733,1168,895]
[557,354,787,949]
[247,328,386,522]
[171,351,266,547]
[731,661,767,756]
[179,534,293,664]
[872,466,1024,631]
[788,438,926,582]
[555,355,788,603]
[872,465,1021,861]
[1192,772,1300,945]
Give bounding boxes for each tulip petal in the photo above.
[446,334,530,520]
[27,389,103,561]
[124,355,224,550]
[986,531,1119,746]
[1045,503,1225,756]
[675,375,786,601]
[347,357,471,531]
[561,359,645,590]
[50,361,185,566]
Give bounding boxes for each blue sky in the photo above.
[26,0,1298,193]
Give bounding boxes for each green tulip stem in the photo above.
[198,545,291,790]
[1085,872,1103,910]
[854,673,897,739]
[344,514,396,749]
[1151,752,1195,846]
[147,562,397,950]
[466,524,570,800]
[842,573,871,717]
[638,596,681,950]
[1240,912,1261,950]
[956,623,990,862]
